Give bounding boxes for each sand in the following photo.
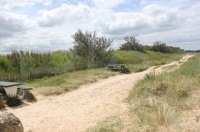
[3,55,195,132]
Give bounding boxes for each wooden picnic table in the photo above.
[0,81,21,97]
[0,81,33,99]
[107,64,130,73]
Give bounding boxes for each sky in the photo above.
[0,0,199,54]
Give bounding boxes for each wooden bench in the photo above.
[17,87,33,99]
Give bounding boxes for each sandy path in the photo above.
[4,55,193,132]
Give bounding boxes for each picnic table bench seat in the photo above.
[17,87,33,90]
[17,87,33,99]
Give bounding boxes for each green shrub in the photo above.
[6,96,22,107]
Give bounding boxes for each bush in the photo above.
[25,91,37,102]
[119,36,144,52]
[6,96,22,107]
[151,41,184,54]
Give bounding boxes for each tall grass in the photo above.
[0,50,71,81]
[127,54,200,131]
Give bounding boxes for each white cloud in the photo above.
[0,11,35,38]
[96,4,179,37]
[92,0,126,9]
[138,2,200,49]
[37,3,93,27]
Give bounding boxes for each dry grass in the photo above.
[85,117,123,132]
[127,54,200,131]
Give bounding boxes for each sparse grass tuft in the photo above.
[25,91,37,102]
[145,72,156,81]
[132,101,179,131]
[86,117,122,132]
[154,83,169,96]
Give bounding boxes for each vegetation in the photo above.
[0,50,71,81]
[6,96,23,107]
[119,38,184,54]
[127,54,200,131]
[26,68,119,96]
[113,50,183,72]
[0,49,183,82]
[23,51,183,96]
[26,91,37,102]
[151,41,185,53]
[86,117,122,132]
[69,29,113,69]
[17,90,37,102]
[119,36,144,52]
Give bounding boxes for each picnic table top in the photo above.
[0,81,21,87]
[107,64,126,66]
[17,87,33,90]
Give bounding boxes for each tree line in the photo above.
[119,38,184,54]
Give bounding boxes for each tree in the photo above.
[151,41,184,53]
[69,29,113,68]
[152,41,168,53]
[119,36,144,52]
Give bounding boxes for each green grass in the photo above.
[26,68,119,96]
[113,50,183,72]
[127,54,200,131]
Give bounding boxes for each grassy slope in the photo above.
[126,54,200,131]
[26,68,119,96]
[26,51,184,96]
[113,50,183,72]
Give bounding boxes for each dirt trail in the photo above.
[4,55,193,132]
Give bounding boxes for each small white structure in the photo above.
[0,81,21,97]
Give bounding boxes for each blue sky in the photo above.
[0,0,200,53]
